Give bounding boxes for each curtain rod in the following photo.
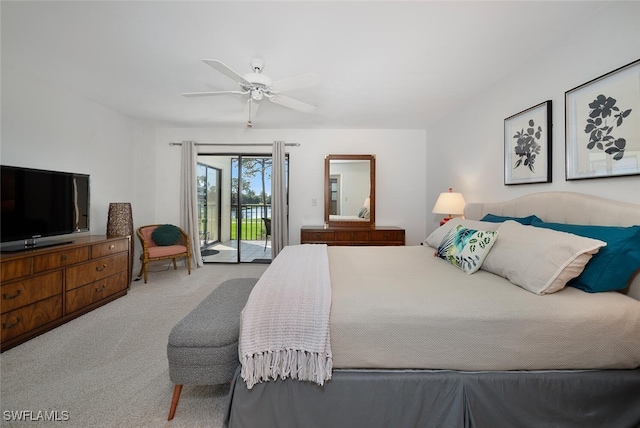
[169,142,300,147]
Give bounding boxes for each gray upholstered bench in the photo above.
[167,277,258,420]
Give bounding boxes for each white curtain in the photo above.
[180,141,203,267]
[271,141,289,258]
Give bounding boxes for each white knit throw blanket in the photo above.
[239,244,333,389]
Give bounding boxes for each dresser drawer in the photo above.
[92,239,129,259]
[65,253,128,291]
[301,230,336,243]
[66,271,128,314]
[1,295,62,342]
[1,271,63,314]
[335,231,370,242]
[33,247,89,273]
[370,230,405,243]
[1,258,32,282]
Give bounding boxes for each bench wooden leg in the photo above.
[168,384,183,421]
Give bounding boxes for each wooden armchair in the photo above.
[136,224,192,283]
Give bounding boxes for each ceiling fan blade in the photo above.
[202,59,251,86]
[182,90,248,97]
[270,73,320,93]
[269,95,317,113]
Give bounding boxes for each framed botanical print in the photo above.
[565,59,640,180]
[504,100,552,185]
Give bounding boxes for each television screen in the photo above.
[1,165,90,244]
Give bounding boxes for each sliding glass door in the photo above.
[197,153,288,263]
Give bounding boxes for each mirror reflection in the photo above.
[325,154,375,227]
[329,160,370,219]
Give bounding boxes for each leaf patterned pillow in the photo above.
[436,225,498,274]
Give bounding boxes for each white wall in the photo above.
[154,129,428,245]
[1,67,156,266]
[427,1,640,234]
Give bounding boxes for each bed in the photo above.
[224,192,640,428]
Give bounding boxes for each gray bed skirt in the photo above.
[224,367,640,428]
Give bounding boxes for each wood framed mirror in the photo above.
[324,154,375,228]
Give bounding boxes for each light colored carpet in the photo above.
[0,262,268,427]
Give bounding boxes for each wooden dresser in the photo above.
[1,235,130,352]
[300,226,405,246]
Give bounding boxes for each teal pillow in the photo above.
[436,224,498,274]
[151,224,181,246]
[481,213,543,225]
[530,220,640,292]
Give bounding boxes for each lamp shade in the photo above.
[432,188,466,216]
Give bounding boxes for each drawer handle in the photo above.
[61,254,68,261]
[96,264,107,272]
[2,316,21,330]
[109,244,116,250]
[2,289,22,300]
[95,284,107,293]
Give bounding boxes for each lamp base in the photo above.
[439,217,452,227]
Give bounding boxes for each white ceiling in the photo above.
[2,1,610,129]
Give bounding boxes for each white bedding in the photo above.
[328,245,640,371]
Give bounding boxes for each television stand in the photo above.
[1,235,131,352]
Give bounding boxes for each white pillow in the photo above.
[424,218,499,248]
[482,221,606,295]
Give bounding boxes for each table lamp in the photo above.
[432,188,466,226]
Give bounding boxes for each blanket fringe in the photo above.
[241,349,333,389]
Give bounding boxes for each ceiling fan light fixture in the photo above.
[250,88,263,101]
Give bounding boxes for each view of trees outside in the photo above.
[231,157,272,220]
[229,157,273,241]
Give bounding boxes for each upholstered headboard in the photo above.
[464,191,640,226]
[464,191,640,300]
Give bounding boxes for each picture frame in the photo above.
[565,59,640,180]
[504,100,552,185]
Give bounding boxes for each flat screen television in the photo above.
[1,165,90,250]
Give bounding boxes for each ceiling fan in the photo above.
[182,58,320,127]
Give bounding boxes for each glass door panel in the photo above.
[197,160,227,261]
[237,156,273,263]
